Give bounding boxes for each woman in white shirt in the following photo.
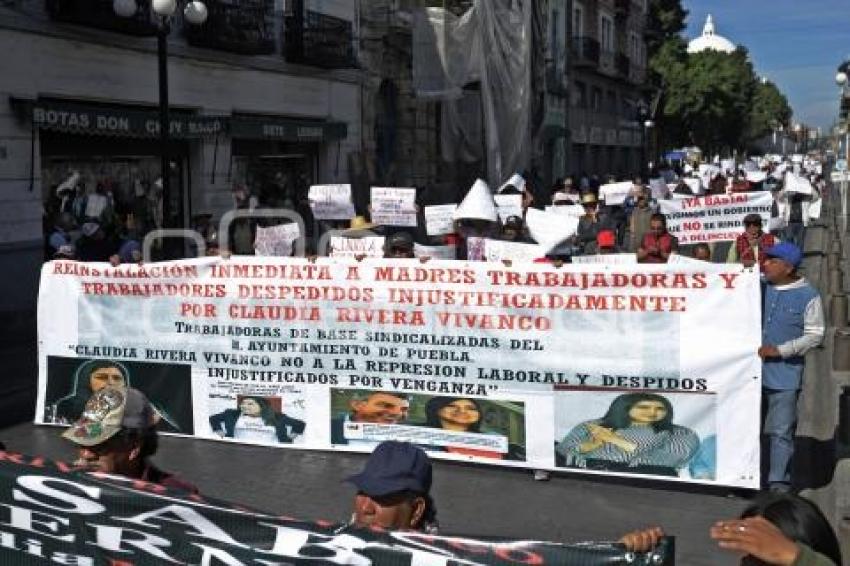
[209,396,305,444]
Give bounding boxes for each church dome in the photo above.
[687,15,736,54]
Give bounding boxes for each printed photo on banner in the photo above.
[553,389,716,480]
[208,393,306,445]
[42,356,194,435]
[329,389,526,461]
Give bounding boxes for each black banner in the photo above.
[0,451,673,565]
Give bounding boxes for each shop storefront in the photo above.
[11,97,224,258]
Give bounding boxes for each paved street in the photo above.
[3,422,748,565]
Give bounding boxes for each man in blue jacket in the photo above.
[758,242,824,492]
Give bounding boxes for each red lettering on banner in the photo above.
[336,308,425,326]
[719,273,741,289]
[492,548,545,565]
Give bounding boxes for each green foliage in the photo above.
[746,80,793,141]
[646,0,688,58]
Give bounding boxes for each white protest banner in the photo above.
[494,194,523,222]
[424,204,458,236]
[599,181,632,206]
[329,236,385,258]
[308,185,355,220]
[784,174,813,195]
[37,258,762,487]
[808,198,823,220]
[370,187,418,226]
[745,170,767,184]
[483,239,544,263]
[414,243,457,260]
[525,208,579,252]
[545,205,585,219]
[683,178,703,195]
[570,253,637,265]
[254,223,300,257]
[648,178,669,200]
[667,253,710,266]
[659,192,773,244]
[830,171,849,183]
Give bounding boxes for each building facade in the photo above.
[568,0,647,178]
[0,0,361,317]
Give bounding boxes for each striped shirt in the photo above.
[558,421,699,470]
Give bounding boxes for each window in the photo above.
[573,81,588,108]
[630,32,644,66]
[591,86,602,112]
[599,13,614,51]
[606,91,617,114]
[572,3,584,38]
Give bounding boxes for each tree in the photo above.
[661,48,757,155]
[646,0,688,59]
[746,80,793,142]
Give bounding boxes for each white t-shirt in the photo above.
[234,415,277,443]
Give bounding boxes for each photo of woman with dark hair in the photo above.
[209,396,305,444]
[49,359,129,424]
[423,397,524,461]
[556,392,699,476]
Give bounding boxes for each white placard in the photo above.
[254,223,301,257]
[494,194,523,222]
[570,253,637,265]
[599,182,632,206]
[413,243,457,260]
[424,204,458,236]
[308,185,356,220]
[525,208,580,252]
[370,187,418,226]
[659,192,773,244]
[483,239,544,263]
[545,205,585,219]
[784,174,813,195]
[329,236,386,258]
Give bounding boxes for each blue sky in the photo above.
[683,0,850,131]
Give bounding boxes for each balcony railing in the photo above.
[570,37,600,68]
[285,7,356,69]
[45,0,158,36]
[183,0,275,55]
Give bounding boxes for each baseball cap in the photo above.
[597,230,616,248]
[346,441,432,497]
[503,215,523,229]
[62,387,154,447]
[764,242,802,269]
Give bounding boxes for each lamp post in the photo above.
[836,65,850,217]
[114,0,207,234]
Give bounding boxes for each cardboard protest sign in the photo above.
[525,208,579,253]
[308,185,355,220]
[329,236,386,258]
[370,187,418,227]
[254,223,300,257]
[571,253,637,265]
[483,239,544,263]
[414,243,457,260]
[545,204,585,219]
[38,258,762,487]
[424,204,458,236]
[659,192,773,244]
[494,194,523,222]
[599,181,632,206]
[784,173,813,195]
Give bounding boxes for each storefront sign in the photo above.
[18,99,225,138]
[231,116,347,141]
[37,257,762,488]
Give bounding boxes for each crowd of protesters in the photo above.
[33,154,838,564]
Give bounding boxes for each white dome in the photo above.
[687,14,736,54]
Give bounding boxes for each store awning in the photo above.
[9,97,226,138]
[230,115,348,142]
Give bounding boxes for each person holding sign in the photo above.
[637,214,678,264]
[575,193,608,255]
[727,214,776,269]
[557,393,699,476]
[758,243,824,492]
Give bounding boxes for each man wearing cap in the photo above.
[384,232,415,259]
[759,242,824,492]
[345,441,438,532]
[575,193,606,255]
[500,215,527,242]
[63,386,198,494]
[727,213,775,269]
[596,230,618,254]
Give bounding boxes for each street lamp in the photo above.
[114,0,207,237]
[835,63,850,218]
